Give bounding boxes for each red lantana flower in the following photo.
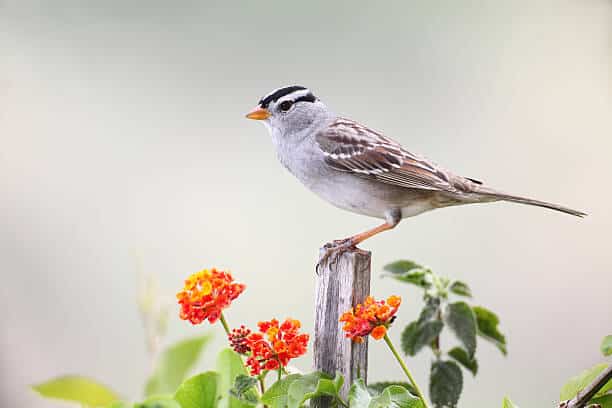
[340,295,401,343]
[229,318,309,375]
[176,268,245,324]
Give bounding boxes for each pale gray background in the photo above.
[1,1,611,407]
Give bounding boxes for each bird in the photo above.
[245,85,585,260]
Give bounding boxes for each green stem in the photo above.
[432,309,442,359]
[219,312,231,336]
[257,372,268,408]
[337,396,349,408]
[383,334,430,408]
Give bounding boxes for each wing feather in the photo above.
[316,118,465,193]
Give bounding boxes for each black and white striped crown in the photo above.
[258,85,317,108]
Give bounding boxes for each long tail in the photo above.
[474,187,587,217]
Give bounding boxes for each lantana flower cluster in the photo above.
[340,295,401,342]
[229,318,309,375]
[175,268,425,407]
[176,268,245,324]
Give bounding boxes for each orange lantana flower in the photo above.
[371,325,387,340]
[177,268,245,325]
[229,318,309,375]
[340,295,401,343]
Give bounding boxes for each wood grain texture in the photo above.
[313,248,371,405]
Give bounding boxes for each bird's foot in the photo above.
[316,238,356,274]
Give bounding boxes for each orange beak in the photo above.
[245,106,271,120]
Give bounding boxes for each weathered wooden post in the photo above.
[313,248,371,405]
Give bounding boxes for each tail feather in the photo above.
[474,188,586,218]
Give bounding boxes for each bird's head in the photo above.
[245,85,330,136]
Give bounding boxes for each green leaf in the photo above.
[260,372,343,408]
[502,396,520,408]
[370,386,423,408]
[449,281,472,298]
[261,374,302,408]
[383,260,431,288]
[590,393,612,408]
[349,379,423,408]
[472,306,507,355]
[601,335,612,356]
[31,375,120,407]
[445,302,477,358]
[135,396,182,408]
[216,348,255,408]
[105,402,131,408]
[287,372,343,408]
[229,375,259,406]
[560,362,612,400]
[349,379,373,408]
[174,372,220,408]
[417,298,441,325]
[430,360,463,408]
[368,382,417,397]
[448,347,478,376]
[401,320,443,356]
[146,335,211,397]
[383,260,424,274]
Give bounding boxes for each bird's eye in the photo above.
[279,100,293,112]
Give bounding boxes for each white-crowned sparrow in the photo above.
[246,85,585,253]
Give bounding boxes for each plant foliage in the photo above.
[383,260,508,407]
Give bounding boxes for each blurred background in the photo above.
[1,0,611,406]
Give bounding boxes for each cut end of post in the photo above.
[317,247,371,274]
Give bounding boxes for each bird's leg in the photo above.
[317,210,401,273]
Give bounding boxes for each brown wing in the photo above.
[316,118,473,193]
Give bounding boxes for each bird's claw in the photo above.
[316,238,356,274]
